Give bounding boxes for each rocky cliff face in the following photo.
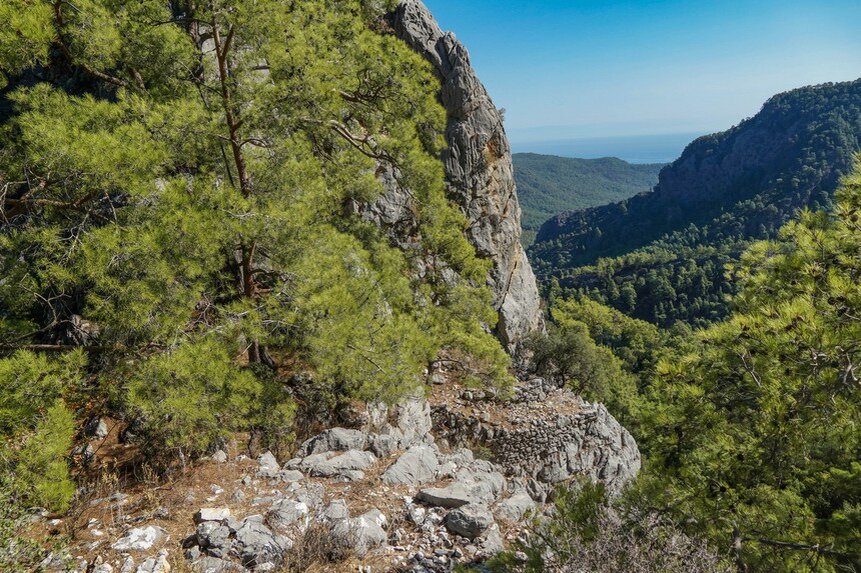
[388,0,544,351]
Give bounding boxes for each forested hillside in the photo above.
[511,158,861,573]
[633,165,861,571]
[513,154,663,245]
[0,0,511,521]
[1,2,859,573]
[530,80,861,327]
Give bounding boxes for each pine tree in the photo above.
[636,158,861,572]
[0,0,510,489]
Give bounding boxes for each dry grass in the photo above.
[26,422,472,573]
[45,439,413,572]
[279,522,353,572]
[428,378,582,432]
[36,439,264,571]
[168,551,196,573]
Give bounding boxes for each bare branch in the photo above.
[744,536,857,559]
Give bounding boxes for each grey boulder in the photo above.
[478,524,505,557]
[301,449,376,477]
[135,551,170,573]
[368,433,400,458]
[275,469,303,483]
[416,484,476,508]
[456,460,507,500]
[415,464,505,508]
[285,482,325,510]
[299,428,367,456]
[234,516,289,567]
[444,503,495,539]
[364,397,432,453]
[112,526,167,552]
[256,451,280,478]
[381,445,439,486]
[322,500,350,522]
[331,510,388,557]
[493,493,535,523]
[194,508,231,524]
[338,469,365,482]
[267,499,310,532]
[196,522,232,557]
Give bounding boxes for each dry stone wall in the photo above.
[432,379,641,494]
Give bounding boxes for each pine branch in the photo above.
[0,344,106,352]
[53,1,132,90]
[744,536,857,559]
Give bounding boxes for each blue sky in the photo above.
[423,0,861,146]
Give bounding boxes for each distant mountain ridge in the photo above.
[530,79,861,326]
[513,154,663,245]
[511,132,700,163]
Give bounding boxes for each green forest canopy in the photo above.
[530,80,861,328]
[634,160,861,571]
[534,159,861,572]
[513,153,663,246]
[0,0,509,512]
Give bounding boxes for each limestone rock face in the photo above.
[298,428,367,457]
[111,526,167,552]
[416,484,476,509]
[383,0,544,352]
[493,493,535,523]
[331,511,388,557]
[365,396,433,451]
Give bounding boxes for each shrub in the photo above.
[126,338,295,462]
[6,402,77,511]
[527,325,638,425]
[128,339,262,459]
[0,350,83,512]
[492,482,732,573]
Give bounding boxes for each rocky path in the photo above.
[37,380,639,573]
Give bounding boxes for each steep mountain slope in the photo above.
[531,79,861,326]
[391,0,545,349]
[513,154,663,238]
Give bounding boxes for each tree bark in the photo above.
[211,18,251,199]
[209,10,263,364]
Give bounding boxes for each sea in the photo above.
[510,132,706,164]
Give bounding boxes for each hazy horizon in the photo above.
[510,132,703,164]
